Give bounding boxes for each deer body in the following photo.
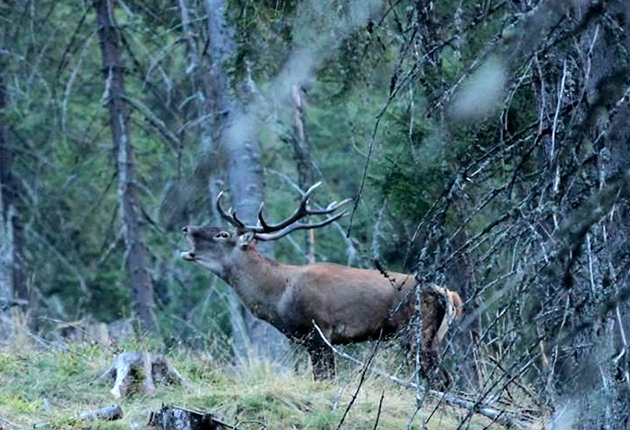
[181,183,462,381]
[218,247,413,340]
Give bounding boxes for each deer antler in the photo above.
[215,182,351,240]
[215,191,247,230]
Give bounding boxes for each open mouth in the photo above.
[181,250,196,261]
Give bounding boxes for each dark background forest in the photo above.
[1,0,630,428]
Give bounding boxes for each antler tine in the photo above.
[216,191,236,226]
[216,191,249,230]
[306,198,352,215]
[257,202,271,230]
[256,181,322,233]
[230,208,247,230]
[293,180,323,214]
[254,210,347,242]
[218,183,348,237]
[303,181,323,199]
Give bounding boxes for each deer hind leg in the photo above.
[422,350,452,390]
[419,288,451,388]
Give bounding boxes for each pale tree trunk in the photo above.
[94,0,159,336]
[202,0,289,362]
[0,64,13,307]
[177,0,223,222]
[289,85,315,263]
[0,60,28,340]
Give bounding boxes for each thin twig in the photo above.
[372,390,385,430]
[335,335,382,430]
[311,323,534,428]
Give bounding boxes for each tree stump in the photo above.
[148,405,231,430]
[97,352,183,398]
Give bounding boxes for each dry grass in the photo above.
[0,337,506,429]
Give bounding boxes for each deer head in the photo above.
[180,226,254,276]
[181,182,350,275]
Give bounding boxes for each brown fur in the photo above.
[181,226,462,382]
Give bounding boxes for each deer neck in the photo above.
[222,247,288,322]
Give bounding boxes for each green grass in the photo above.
[0,338,506,429]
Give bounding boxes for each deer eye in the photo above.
[215,231,230,239]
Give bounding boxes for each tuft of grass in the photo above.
[0,340,505,429]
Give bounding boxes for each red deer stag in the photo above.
[181,183,462,382]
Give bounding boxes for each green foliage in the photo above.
[5,0,630,426]
[378,163,435,219]
[0,0,558,391]
[230,0,297,83]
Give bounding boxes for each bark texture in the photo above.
[178,0,224,223]
[94,0,159,335]
[78,405,123,422]
[148,405,230,430]
[289,85,316,263]
[202,0,289,361]
[0,57,27,340]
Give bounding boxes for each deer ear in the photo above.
[238,231,255,247]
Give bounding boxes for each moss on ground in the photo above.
[0,340,504,429]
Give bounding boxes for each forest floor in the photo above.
[0,336,507,430]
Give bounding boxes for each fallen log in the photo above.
[148,405,232,430]
[79,404,123,421]
[33,405,123,428]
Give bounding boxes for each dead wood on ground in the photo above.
[148,405,232,430]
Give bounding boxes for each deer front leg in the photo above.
[308,343,336,380]
[306,326,336,381]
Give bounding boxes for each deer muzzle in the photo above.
[181,251,196,261]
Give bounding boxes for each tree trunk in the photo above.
[289,85,316,263]
[202,0,289,362]
[177,0,223,223]
[0,63,13,305]
[94,0,159,336]
[0,58,28,340]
